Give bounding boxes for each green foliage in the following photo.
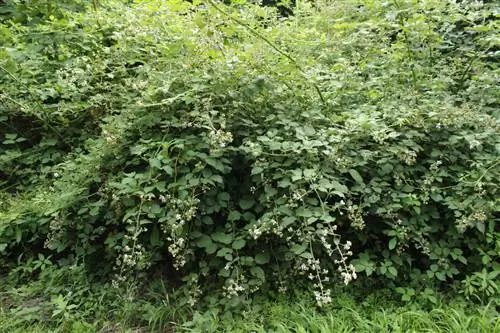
[179,295,499,333]
[0,0,498,311]
[2,273,498,332]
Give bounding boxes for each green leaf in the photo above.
[149,158,162,169]
[291,243,308,255]
[217,192,230,202]
[232,238,246,250]
[331,181,348,195]
[435,272,446,281]
[239,198,255,210]
[427,295,438,304]
[300,252,313,259]
[195,235,213,248]
[149,204,162,215]
[282,216,296,227]
[219,268,231,278]
[388,238,397,250]
[475,222,485,234]
[251,266,265,280]
[255,252,270,264]
[388,266,398,277]
[216,247,233,260]
[202,216,213,225]
[228,210,241,221]
[150,226,162,247]
[348,169,364,184]
[205,243,218,254]
[15,228,22,243]
[296,207,313,218]
[251,166,264,175]
[380,163,393,175]
[162,165,173,175]
[211,232,233,245]
[303,169,316,179]
[352,253,375,276]
[291,169,302,182]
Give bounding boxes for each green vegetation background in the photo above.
[0,0,498,331]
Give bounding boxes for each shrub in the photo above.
[1,0,498,307]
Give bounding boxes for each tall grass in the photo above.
[179,296,498,333]
[2,277,498,332]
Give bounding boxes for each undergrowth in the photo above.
[0,0,498,330]
[1,269,498,332]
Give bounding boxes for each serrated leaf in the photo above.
[395,287,405,294]
[475,222,485,234]
[282,216,296,227]
[296,207,313,218]
[205,158,226,172]
[251,166,263,175]
[228,210,241,221]
[348,169,364,184]
[150,226,162,247]
[388,238,397,250]
[435,271,446,281]
[251,266,265,280]
[239,198,255,210]
[216,247,233,258]
[149,204,162,215]
[211,232,233,245]
[303,169,316,179]
[255,252,270,264]
[217,192,230,202]
[195,235,213,248]
[291,169,302,182]
[380,163,393,175]
[202,216,213,225]
[149,158,162,169]
[290,243,308,255]
[300,252,313,259]
[219,268,231,278]
[232,238,246,250]
[204,243,217,254]
[331,180,348,194]
[162,165,173,175]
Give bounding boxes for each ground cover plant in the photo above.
[0,0,499,330]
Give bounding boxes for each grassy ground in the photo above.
[204,303,498,333]
[180,296,499,333]
[1,283,498,332]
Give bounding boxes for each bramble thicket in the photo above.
[0,0,498,318]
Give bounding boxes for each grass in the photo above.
[1,275,498,333]
[180,296,499,333]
